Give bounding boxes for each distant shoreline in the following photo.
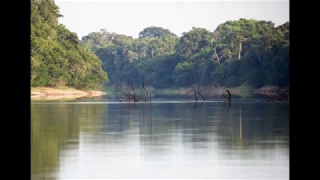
[31,85,288,101]
[105,85,288,100]
[31,87,106,100]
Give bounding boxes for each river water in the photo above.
[31,100,289,179]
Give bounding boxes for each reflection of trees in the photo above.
[80,104,106,133]
[79,104,107,144]
[139,103,174,154]
[138,103,212,153]
[105,103,138,131]
[179,103,213,150]
[134,102,289,156]
[31,103,106,180]
[212,102,289,156]
[31,101,289,179]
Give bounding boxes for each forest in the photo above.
[31,0,289,95]
[31,0,108,90]
[80,20,289,90]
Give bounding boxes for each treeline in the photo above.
[81,19,289,89]
[30,0,289,91]
[31,0,108,90]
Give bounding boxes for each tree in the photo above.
[139,26,177,39]
[31,0,108,90]
[79,19,289,90]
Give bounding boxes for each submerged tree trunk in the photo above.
[222,89,232,102]
[189,84,206,102]
[128,79,137,102]
[226,90,232,101]
[148,87,151,102]
[142,79,151,102]
[196,92,205,101]
[194,91,198,102]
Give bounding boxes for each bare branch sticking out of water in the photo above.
[185,83,206,102]
[117,78,152,102]
[142,77,151,102]
[222,89,232,102]
[127,79,137,102]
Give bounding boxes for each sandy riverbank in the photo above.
[31,87,106,100]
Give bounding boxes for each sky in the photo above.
[55,0,289,39]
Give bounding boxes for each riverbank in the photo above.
[104,84,288,100]
[31,86,106,100]
[254,85,288,96]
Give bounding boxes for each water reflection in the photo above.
[31,101,289,179]
[31,103,106,180]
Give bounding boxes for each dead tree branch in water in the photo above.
[117,78,152,102]
[222,90,232,102]
[128,79,138,102]
[194,91,198,101]
[148,87,152,102]
[186,83,206,102]
[123,92,135,102]
[196,92,205,101]
[141,77,151,102]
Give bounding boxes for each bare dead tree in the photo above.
[123,92,135,102]
[196,92,205,101]
[142,82,149,101]
[127,79,138,102]
[148,87,152,102]
[141,77,151,102]
[194,90,198,101]
[113,85,129,102]
[222,89,232,102]
[116,78,152,102]
[186,83,206,102]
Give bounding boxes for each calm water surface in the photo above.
[31,100,289,179]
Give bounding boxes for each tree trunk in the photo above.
[223,90,232,102]
[231,39,234,49]
[201,65,205,84]
[214,48,220,65]
[226,90,232,102]
[196,92,205,101]
[238,41,242,60]
[128,79,137,102]
[194,91,198,102]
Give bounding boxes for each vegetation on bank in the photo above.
[81,19,289,92]
[31,0,289,100]
[31,0,108,90]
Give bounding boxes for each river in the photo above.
[31,99,289,179]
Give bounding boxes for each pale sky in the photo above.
[55,0,289,39]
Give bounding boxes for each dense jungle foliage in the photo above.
[81,20,289,89]
[31,0,289,90]
[31,0,108,90]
